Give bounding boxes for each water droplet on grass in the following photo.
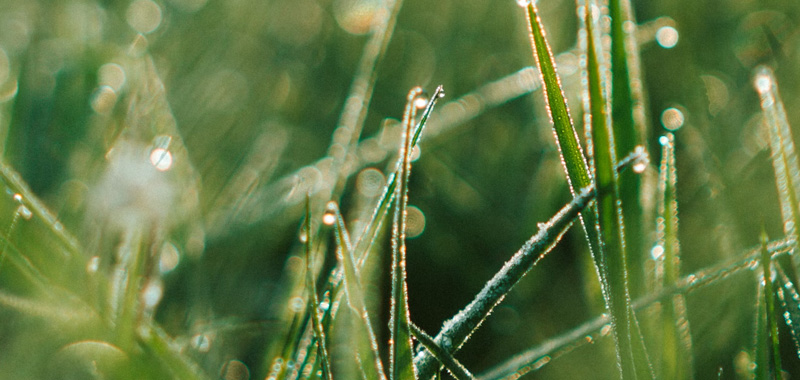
[656,26,679,48]
[149,148,173,171]
[191,333,211,352]
[17,205,32,220]
[86,256,100,273]
[755,72,772,94]
[651,245,665,260]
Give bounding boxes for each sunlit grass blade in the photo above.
[609,0,649,297]
[755,66,800,287]
[757,230,782,378]
[138,323,211,380]
[653,133,694,379]
[410,323,474,380]
[413,184,596,378]
[480,236,796,379]
[523,2,591,197]
[774,265,800,359]
[303,197,333,380]
[327,200,387,380]
[390,87,422,380]
[583,3,652,378]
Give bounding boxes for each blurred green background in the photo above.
[1,0,800,378]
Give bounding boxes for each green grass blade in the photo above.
[328,200,388,380]
[583,3,652,378]
[774,265,800,359]
[523,2,591,195]
[303,197,333,380]
[413,184,597,378]
[390,87,421,380]
[654,133,694,379]
[759,230,783,377]
[410,323,474,380]
[609,0,648,297]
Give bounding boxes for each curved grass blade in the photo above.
[653,133,694,379]
[303,197,333,380]
[758,230,782,378]
[390,87,423,380]
[410,323,474,380]
[479,236,795,380]
[583,3,652,378]
[327,200,388,380]
[413,184,596,378]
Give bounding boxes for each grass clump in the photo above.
[2,0,800,379]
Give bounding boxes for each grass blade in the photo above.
[755,66,800,286]
[327,200,388,380]
[609,0,649,297]
[410,323,474,380]
[523,2,591,196]
[414,184,596,378]
[390,87,422,380]
[653,133,694,379]
[774,265,800,359]
[303,197,333,380]
[758,230,783,377]
[583,3,652,378]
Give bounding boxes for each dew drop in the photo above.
[289,296,305,312]
[142,281,163,309]
[86,256,100,274]
[655,26,679,49]
[159,242,180,273]
[754,73,772,95]
[600,323,612,336]
[413,96,428,109]
[319,300,330,311]
[632,160,647,174]
[299,231,308,243]
[191,333,211,352]
[149,148,173,171]
[651,245,665,260]
[17,205,32,220]
[515,0,534,7]
[322,212,336,226]
[659,135,670,146]
[661,107,685,131]
[12,193,22,202]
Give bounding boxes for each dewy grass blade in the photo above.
[414,184,597,378]
[328,201,388,380]
[390,87,422,380]
[654,133,694,379]
[608,0,648,297]
[759,230,783,376]
[303,197,333,380]
[774,266,800,359]
[523,2,591,196]
[755,66,800,286]
[584,3,652,378]
[410,323,474,380]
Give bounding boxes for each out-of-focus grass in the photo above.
[1,0,800,379]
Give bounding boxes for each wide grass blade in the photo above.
[328,201,388,380]
[609,0,649,296]
[583,3,652,378]
[653,133,694,379]
[390,87,422,380]
[413,184,597,378]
